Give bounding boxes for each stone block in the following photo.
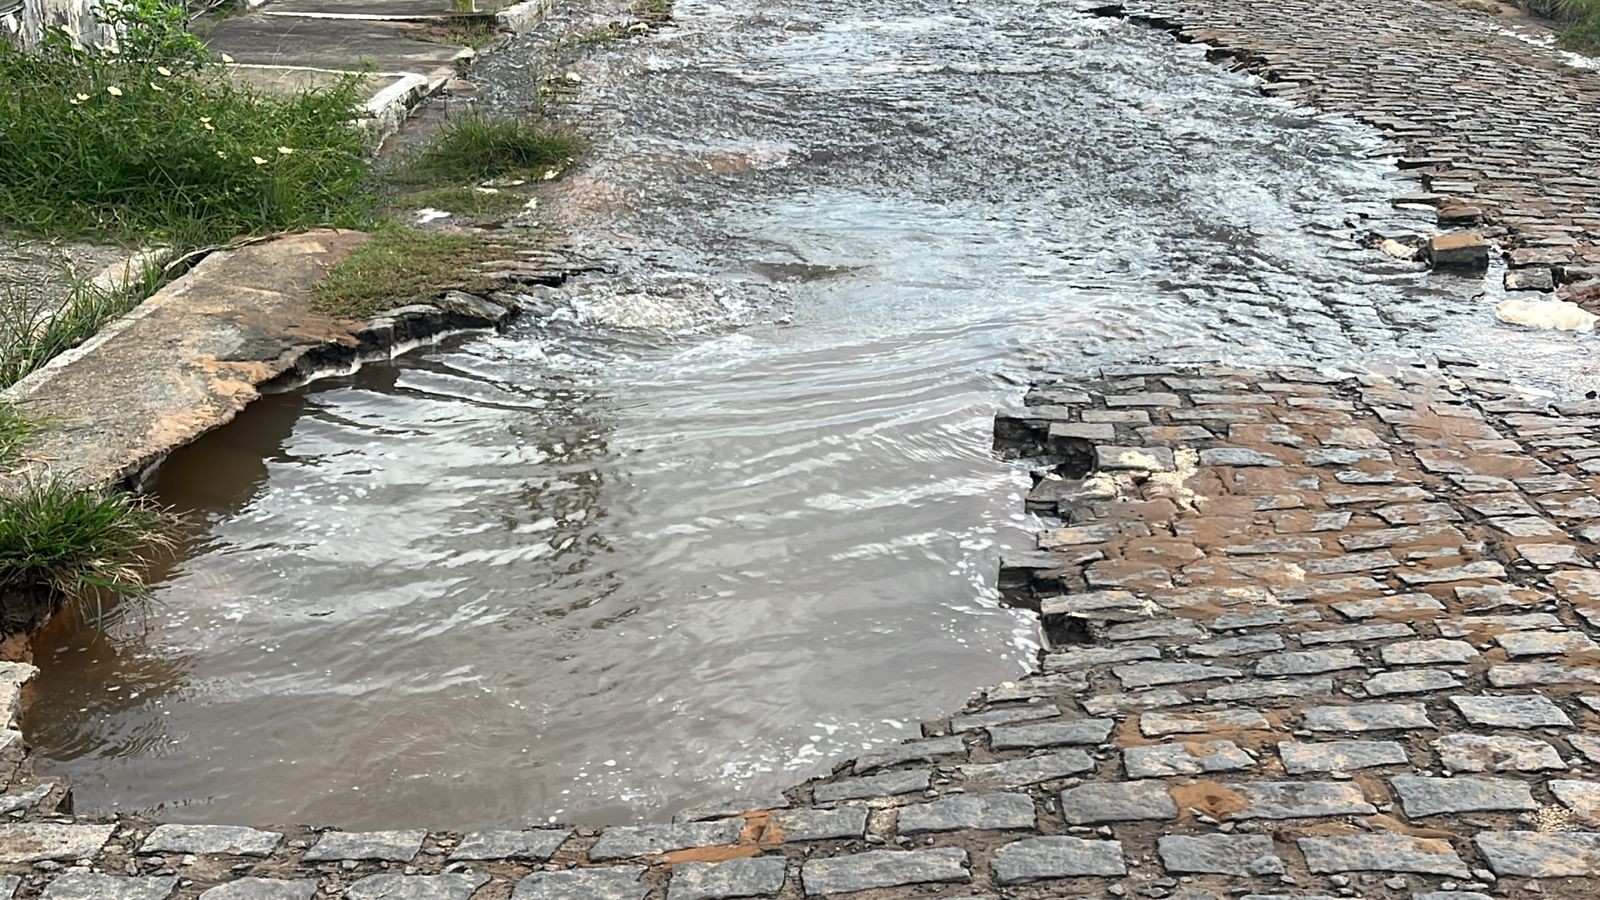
[898,793,1035,834]
[801,847,969,895]
[1157,834,1282,876]
[1124,741,1254,778]
[1390,776,1537,817]
[958,749,1095,788]
[1060,780,1177,824]
[199,879,316,900]
[589,821,744,861]
[0,823,115,863]
[450,829,570,860]
[1476,831,1600,877]
[1299,835,1469,876]
[812,769,929,804]
[513,866,648,900]
[1279,740,1408,775]
[1427,232,1489,270]
[771,807,867,842]
[303,830,425,863]
[346,875,489,900]
[991,836,1124,883]
[141,824,282,857]
[40,876,175,900]
[988,719,1112,750]
[669,856,787,900]
[1450,693,1572,728]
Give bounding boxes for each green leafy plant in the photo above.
[0,479,176,628]
[0,0,373,243]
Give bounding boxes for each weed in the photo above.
[436,19,501,50]
[0,479,176,628]
[629,0,672,24]
[0,0,373,243]
[0,260,165,390]
[0,407,36,467]
[311,225,518,319]
[387,185,533,220]
[400,111,581,183]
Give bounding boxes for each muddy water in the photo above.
[26,0,1600,828]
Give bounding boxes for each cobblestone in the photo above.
[198,879,316,900]
[345,874,489,900]
[990,836,1125,882]
[512,866,648,900]
[1157,834,1284,876]
[897,793,1035,833]
[668,856,787,900]
[800,847,969,895]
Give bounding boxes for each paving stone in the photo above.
[991,836,1125,883]
[1139,708,1269,737]
[590,821,744,861]
[669,856,787,900]
[1570,734,1600,764]
[1437,614,1561,638]
[1299,835,1470,876]
[141,824,282,857]
[1495,630,1598,658]
[1123,740,1255,777]
[1226,537,1325,556]
[959,749,1095,788]
[1232,781,1376,819]
[897,793,1036,834]
[303,830,425,862]
[1364,669,1462,696]
[1097,446,1176,471]
[450,829,570,860]
[1413,893,1491,900]
[1436,734,1566,772]
[1380,639,1477,665]
[1059,780,1177,824]
[1112,662,1242,688]
[345,875,490,900]
[0,823,114,862]
[1488,662,1600,687]
[1042,645,1161,672]
[1256,648,1363,676]
[1105,619,1207,641]
[1331,594,1444,619]
[39,876,177,900]
[1279,740,1408,774]
[1395,561,1506,586]
[1450,693,1572,728]
[853,736,966,773]
[513,867,649,900]
[1189,634,1284,656]
[1301,550,1400,576]
[198,879,316,900]
[1303,703,1433,732]
[951,706,1059,733]
[989,718,1112,750]
[1475,831,1600,877]
[1082,688,1189,714]
[1390,776,1538,817]
[813,769,930,803]
[1200,447,1284,467]
[802,847,970,895]
[1549,779,1600,817]
[1157,834,1283,876]
[1212,609,1288,630]
[1340,523,1465,551]
[1301,623,1414,645]
[1206,676,1333,701]
[772,807,867,842]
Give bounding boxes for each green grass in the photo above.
[1563,4,1600,50]
[400,112,582,183]
[388,185,534,220]
[630,0,672,24]
[0,479,176,627]
[0,2,373,244]
[312,226,518,319]
[0,262,165,390]
[0,407,37,467]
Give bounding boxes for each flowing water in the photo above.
[25,0,1600,828]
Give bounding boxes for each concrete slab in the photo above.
[200,15,470,77]
[261,0,509,21]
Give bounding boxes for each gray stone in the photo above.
[853,736,965,773]
[1139,708,1268,736]
[1256,649,1363,676]
[1435,734,1566,773]
[1112,662,1242,688]
[1060,780,1177,823]
[1082,689,1189,714]
[1489,662,1600,687]
[1475,831,1600,877]
[345,875,490,900]
[1207,676,1332,702]
[0,782,51,815]
[771,807,867,842]
[1105,619,1206,641]
[1233,781,1376,819]
[303,830,424,863]
[1450,693,1572,728]
[898,793,1035,833]
[669,856,787,900]
[1300,624,1415,645]
[1395,561,1506,586]
[40,876,177,900]
[991,836,1125,883]
[813,769,929,803]
[450,829,569,860]
[801,847,969,895]
[1549,779,1600,817]
[951,706,1059,733]
[1363,669,1461,696]
[0,823,114,862]
[1496,630,1598,658]
[590,821,744,861]
[199,880,316,900]
[1307,448,1391,466]
[1124,741,1254,778]
[1299,835,1470,876]
[513,867,648,900]
[1438,614,1561,638]
[141,824,282,857]
[1279,740,1408,775]
[1225,537,1325,556]
[1097,446,1175,471]
[1303,703,1432,732]
[1301,550,1399,576]
[1380,640,1477,666]
[1390,776,1538,817]
[1042,645,1160,672]
[959,749,1095,788]
[1331,594,1444,619]
[989,718,1112,750]
[1200,447,1284,468]
[1189,634,1284,657]
[1157,835,1283,876]
[1105,392,1180,408]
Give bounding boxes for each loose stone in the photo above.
[141,824,282,857]
[991,836,1125,883]
[1449,694,1572,728]
[345,874,490,900]
[40,876,177,900]
[302,830,426,863]
[1390,776,1538,817]
[1434,734,1566,773]
[1475,831,1600,877]
[853,736,966,773]
[1059,780,1178,824]
[198,879,316,900]
[1298,835,1470,876]
[589,821,745,861]
[801,847,969,895]
[1278,740,1408,775]
[0,823,115,863]
[897,793,1036,833]
[668,856,787,900]
[1124,741,1256,777]
[1549,779,1600,817]
[449,829,570,860]
[513,866,649,900]
[771,808,868,842]
[989,718,1113,750]
[1156,835,1283,876]
[813,770,930,803]
[950,706,1058,733]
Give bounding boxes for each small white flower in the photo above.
[157,66,172,77]
[105,85,122,96]
[251,156,267,165]
[216,150,226,158]
[149,82,163,92]
[220,53,234,63]
[277,146,294,155]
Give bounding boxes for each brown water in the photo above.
[26,0,1600,829]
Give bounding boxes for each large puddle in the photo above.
[26,0,1600,828]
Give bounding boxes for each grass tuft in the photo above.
[0,262,166,390]
[0,479,176,627]
[311,225,518,319]
[401,112,582,183]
